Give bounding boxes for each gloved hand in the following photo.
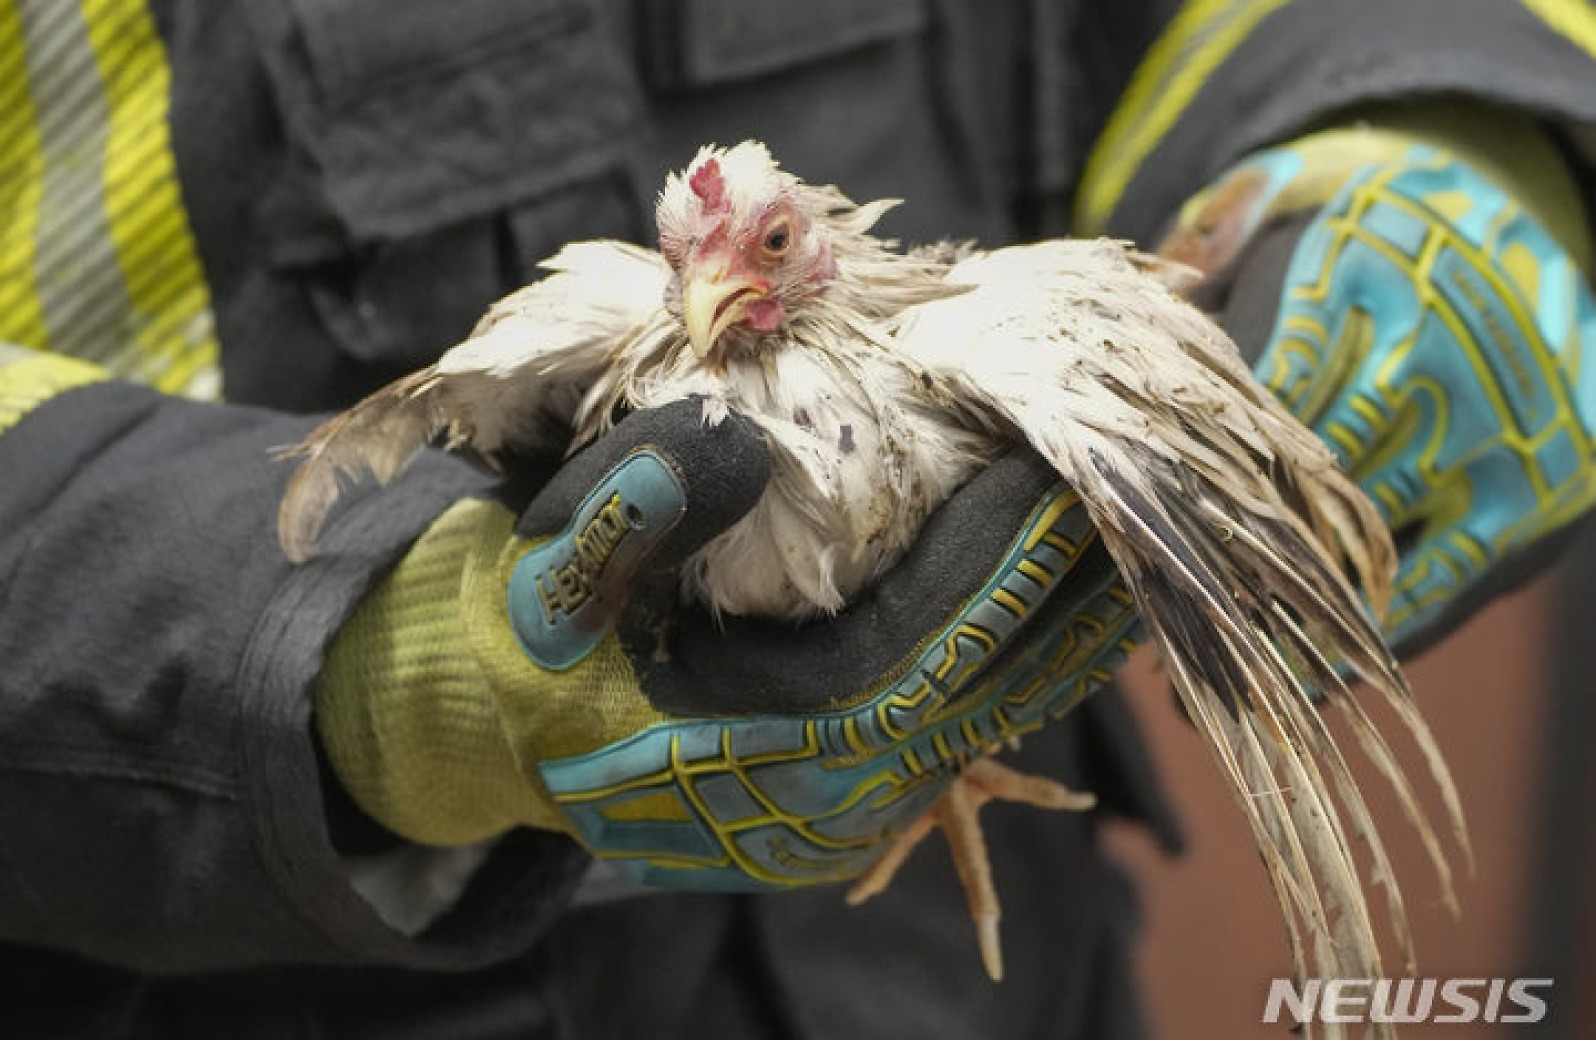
[316,398,1136,891]
[1161,106,1596,654]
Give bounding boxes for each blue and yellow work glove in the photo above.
[1162,104,1596,655]
[316,398,1136,890]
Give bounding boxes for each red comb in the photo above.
[689,158,727,213]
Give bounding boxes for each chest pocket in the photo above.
[638,0,926,89]
[245,0,648,370]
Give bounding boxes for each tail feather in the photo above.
[1079,435,1463,1040]
[1267,602,1419,966]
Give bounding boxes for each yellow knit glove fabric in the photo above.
[315,498,664,847]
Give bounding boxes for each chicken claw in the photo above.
[846,756,1095,981]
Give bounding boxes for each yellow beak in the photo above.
[683,270,765,359]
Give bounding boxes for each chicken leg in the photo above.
[847,756,1096,981]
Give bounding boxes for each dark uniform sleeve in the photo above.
[0,378,585,973]
[1075,0,1596,243]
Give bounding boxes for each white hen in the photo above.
[280,142,1466,1026]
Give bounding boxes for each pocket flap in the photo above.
[248,0,644,251]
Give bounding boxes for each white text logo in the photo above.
[1262,978,1552,1025]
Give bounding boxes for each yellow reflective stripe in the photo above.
[0,4,49,350]
[1073,0,1293,236]
[0,1,217,400]
[1079,0,1596,237]
[79,0,218,398]
[0,345,106,435]
[1520,0,1596,57]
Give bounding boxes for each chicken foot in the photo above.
[846,756,1096,981]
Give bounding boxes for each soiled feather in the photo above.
[279,143,1467,1026]
[277,243,672,560]
[896,240,1466,1030]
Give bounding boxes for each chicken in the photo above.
[279,141,1467,1015]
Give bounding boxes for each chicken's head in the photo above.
[656,142,838,360]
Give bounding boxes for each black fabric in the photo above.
[0,381,590,975]
[637,0,927,90]
[0,728,1150,1040]
[1105,0,1596,244]
[157,0,421,412]
[242,0,643,253]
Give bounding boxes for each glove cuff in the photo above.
[1328,101,1591,269]
[1167,99,1592,279]
[315,499,568,846]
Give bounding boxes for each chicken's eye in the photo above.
[760,219,792,260]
